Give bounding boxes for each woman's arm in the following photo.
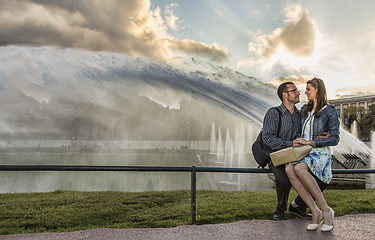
[314,107,340,147]
[295,108,340,147]
[294,132,331,146]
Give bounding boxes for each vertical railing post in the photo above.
[191,165,196,225]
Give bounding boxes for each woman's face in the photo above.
[305,83,318,101]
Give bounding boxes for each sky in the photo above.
[1,0,375,99]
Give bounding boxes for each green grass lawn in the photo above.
[0,189,374,235]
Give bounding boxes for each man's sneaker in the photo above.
[289,204,312,219]
[273,210,284,221]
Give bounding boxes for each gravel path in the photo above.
[2,214,375,240]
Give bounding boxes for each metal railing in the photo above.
[1,165,375,224]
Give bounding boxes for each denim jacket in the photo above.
[300,104,340,148]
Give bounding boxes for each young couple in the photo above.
[262,77,340,232]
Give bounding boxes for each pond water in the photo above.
[0,151,275,193]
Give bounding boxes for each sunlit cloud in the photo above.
[249,4,317,60]
[269,75,310,87]
[237,3,320,83]
[165,3,179,30]
[239,3,375,98]
[168,39,228,62]
[0,0,228,62]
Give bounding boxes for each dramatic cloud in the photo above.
[270,75,310,86]
[332,87,375,99]
[168,39,228,62]
[249,4,317,59]
[0,0,228,62]
[165,3,179,30]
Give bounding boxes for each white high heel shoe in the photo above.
[321,207,334,232]
[307,210,323,231]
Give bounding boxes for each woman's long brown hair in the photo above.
[303,77,328,118]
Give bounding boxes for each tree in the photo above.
[344,106,364,129]
[359,104,375,139]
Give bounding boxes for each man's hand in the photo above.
[316,132,330,139]
[294,137,314,146]
[292,139,302,147]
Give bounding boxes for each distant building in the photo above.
[329,95,375,125]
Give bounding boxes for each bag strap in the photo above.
[273,107,282,138]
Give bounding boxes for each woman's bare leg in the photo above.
[285,164,321,223]
[294,163,333,226]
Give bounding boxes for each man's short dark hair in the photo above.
[277,82,294,101]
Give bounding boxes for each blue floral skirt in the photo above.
[299,147,332,184]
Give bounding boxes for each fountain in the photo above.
[217,126,224,160]
[351,121,359,139]
[224,128,231,165]
[210,122,216,154]
[0,46,372,193]
[201,121,260,191]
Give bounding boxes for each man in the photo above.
[262,82,328,220]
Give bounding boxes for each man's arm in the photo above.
[262,108,293,151]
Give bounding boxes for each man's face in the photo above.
[284,84,300,104]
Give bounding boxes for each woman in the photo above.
[285,77,340,232]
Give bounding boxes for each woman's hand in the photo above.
[316,132,330,139]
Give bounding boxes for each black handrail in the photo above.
[0,165,374,224]
[1,165,374,174]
